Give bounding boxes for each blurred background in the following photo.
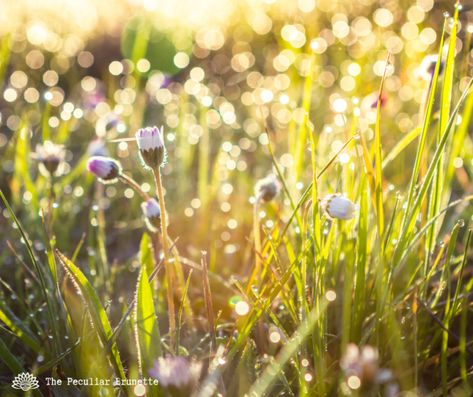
[0,0,472,341]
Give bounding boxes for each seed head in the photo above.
[34,141,66,177]
[135,126,166,169]
[87,156,122,183]
[254,174,281,202]
[149,356,202,397]
[322,194,357,220]
[141,198,161,232]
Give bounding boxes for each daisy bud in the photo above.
[254,174,281,202]
[141,198,161,232]
[415,54,444,81]
[322,194,357,220]
[34,141,66,177]
[87,156,122,183]
[135,126,166,169]
[149,356,202,397]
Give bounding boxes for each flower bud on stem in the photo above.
[152,167,176,351]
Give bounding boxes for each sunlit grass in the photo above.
[1,1,473,396]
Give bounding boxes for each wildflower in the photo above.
[254,174,281,202]
[415,54,444,81]
[87,156,122,183]
[141,198,161,232]
[34,140,66,177]
[149,356,202,397]
[321,194,357,220]
[135,126,166,169]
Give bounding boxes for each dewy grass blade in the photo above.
[134,262,162,388]
[426,5,458,268]
[0,190,60,353]
[394,78,473,264]
[248,302,328,397]
[0,304,42,353]
[400,19,447,237]
[294,54,314,182]
[382,127,420,170]
[0,335,24,373]
[372,53,389,238]
[55,250,127,384]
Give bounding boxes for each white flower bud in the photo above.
[34,141,66,176]
[322,194,357,220]
[135,126,166,169]
[141,198,161,232]
[87,156,122,183]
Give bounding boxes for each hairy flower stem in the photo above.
[119,173,150,200]
[152,167,176,351]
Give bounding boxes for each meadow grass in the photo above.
[0,1,473,397]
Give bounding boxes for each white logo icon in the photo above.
[12,372,40,391]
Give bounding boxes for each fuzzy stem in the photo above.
[152,167,176,351]
[119,173,150,200]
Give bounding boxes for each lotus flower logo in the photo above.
[12,372,40,391]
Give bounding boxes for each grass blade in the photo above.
[55,250,127,383]
[134,262,162,385]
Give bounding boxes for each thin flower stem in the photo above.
[119,173,150,200]
[152,167,176,351]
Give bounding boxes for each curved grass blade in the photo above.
[0,189,60,353]
[55,250,127,383]
[0,336,23,373]
[248,302,328,397]
[134,263,162,378]
[0,304,41,353]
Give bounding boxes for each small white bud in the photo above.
[141,198,161,232]
[34,141,66,176]
[322,194,357,220]
[87,156,122,183]
[135,126,166,169]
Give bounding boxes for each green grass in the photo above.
[1,1,473,397]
